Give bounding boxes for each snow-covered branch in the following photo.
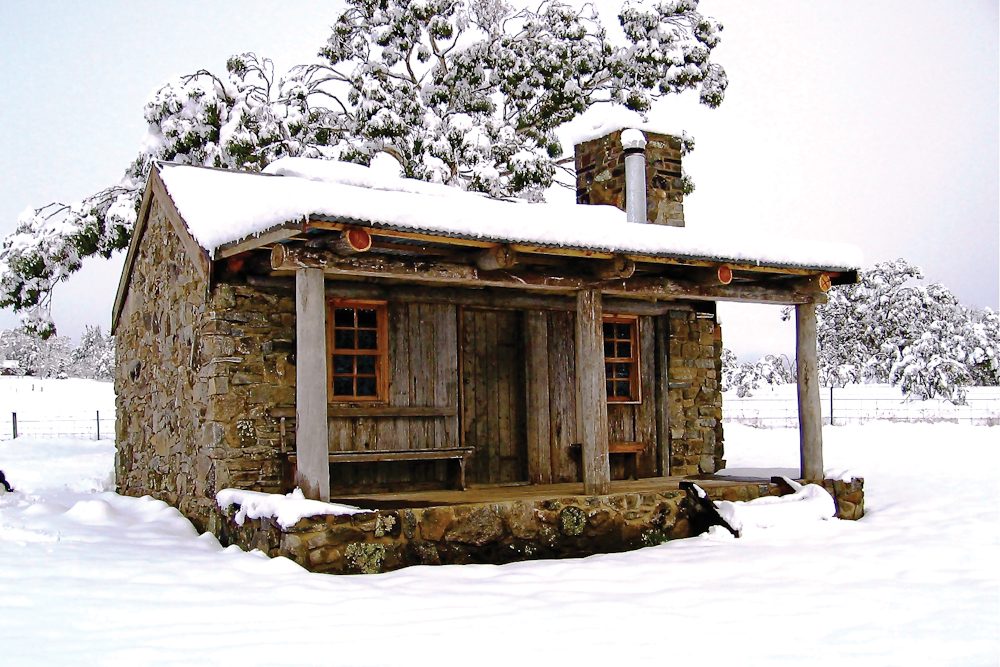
[2,0,728,335]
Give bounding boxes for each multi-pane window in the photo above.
[328,300,388,401]
[603,316,640,403]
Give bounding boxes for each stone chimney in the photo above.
[574,129,686,227]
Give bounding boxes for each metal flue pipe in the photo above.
[621,128,648,224]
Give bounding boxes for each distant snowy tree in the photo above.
[721,349,792,397]
[1,0,727,337]
[720,346,737,391]
[67,326,115,381]
[0,328,41,375]
[0,326,113,379]
[759,353,795,384]
[965,308,1000,387]
[815,259,996,403]
[0,328,74,378]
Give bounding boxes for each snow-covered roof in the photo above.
[154,158,862,272]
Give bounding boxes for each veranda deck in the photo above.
[330,475,772,510]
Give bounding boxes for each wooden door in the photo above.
[460,308,527,484]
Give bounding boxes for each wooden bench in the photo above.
[570,441,646,480]
[286,447,474,490]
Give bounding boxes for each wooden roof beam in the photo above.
[602,275,829,305]
[272,242,829,305]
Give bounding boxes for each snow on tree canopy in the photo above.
[157,160,863,272]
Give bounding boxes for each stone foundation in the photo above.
[219,478,865,574]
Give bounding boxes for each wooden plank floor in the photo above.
[331,475,773,510]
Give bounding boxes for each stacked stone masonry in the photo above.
[115,199,216,528]
[667,310,724,475]
[116,200,299,533]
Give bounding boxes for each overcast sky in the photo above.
[0,1,996,359]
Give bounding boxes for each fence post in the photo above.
[829,386,835,426]
[96,410,100,441]
[11,412,16,439]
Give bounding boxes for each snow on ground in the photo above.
[0,376,115,415]
[0,376,116,440]
[1,415,998,664]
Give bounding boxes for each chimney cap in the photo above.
[620,128,647,151]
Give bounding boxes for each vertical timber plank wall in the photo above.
[460,309,527,485]
[547,311,579,482]
[654,315,671,476]
[328,301,459,492]
[524,311,553,483]
[635,319,658,475]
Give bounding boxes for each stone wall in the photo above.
[115,198,216,527]
[115,200,298,532]
[667,310,724,475]
[574,129,686,226]
[197,281,297,517]
[219,478,864,574]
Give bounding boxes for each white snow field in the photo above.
[1,380,998,666]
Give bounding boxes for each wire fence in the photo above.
[2,387,998,440]
[724,386,1000,427]
[0,411,114,440]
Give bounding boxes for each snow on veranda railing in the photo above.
[723,384,1000,427]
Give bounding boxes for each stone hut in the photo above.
[112,127,860,564]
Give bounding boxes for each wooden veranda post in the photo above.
[795,303,824,479]
[295,267,331,501]
[575,289,611,494]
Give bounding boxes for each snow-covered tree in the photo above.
[965,308,1000,387]
[66,325,115,381]
[721,349,793,397]
[0,54,335,339]
[0,326,114,379]
[815,259,997,403]
[0,328,74,378]
[1,0,727,337]
[720,346,737,390]
[0,328,42,375]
